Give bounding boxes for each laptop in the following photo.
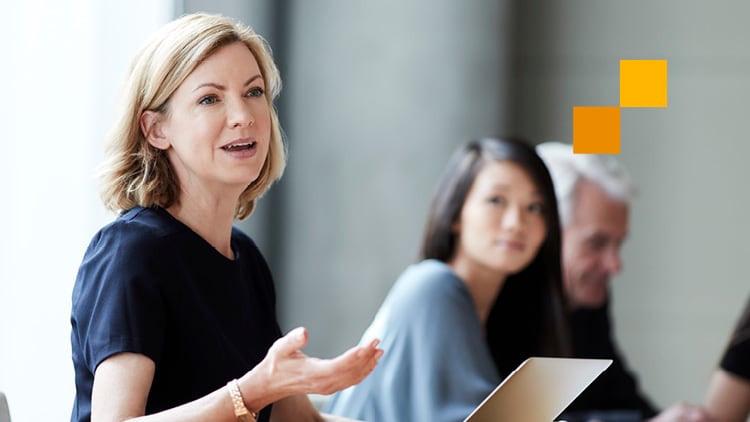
[464,357,612,422]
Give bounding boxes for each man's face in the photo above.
[562,179,629,309]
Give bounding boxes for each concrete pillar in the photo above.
[271,1,518,356]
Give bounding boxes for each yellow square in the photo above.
[620,59,668,107]
[573,106,621,154]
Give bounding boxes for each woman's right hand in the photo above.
[88,328,381,422]
[239,327,383,413]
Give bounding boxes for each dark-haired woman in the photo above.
[325,137,571,422]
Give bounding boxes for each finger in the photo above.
[319,346,383,393]
[352,345,383,378]
[271,326,308,356]
[356,339,381,358]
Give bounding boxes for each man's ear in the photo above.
[140,110,169,150]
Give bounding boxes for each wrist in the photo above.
[227,379,258,421]
[237,365,280,416]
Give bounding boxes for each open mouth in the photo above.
[221,141,256,151]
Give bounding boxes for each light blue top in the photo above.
[325,259,500,422]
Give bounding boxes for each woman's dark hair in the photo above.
[419,137,571,376]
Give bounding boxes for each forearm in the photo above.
[268,394,323,422]
[705,369,750,422]
[96,328,380,422]
[122,385,238,422]
[105,365,295,422]
[93,354,240,422]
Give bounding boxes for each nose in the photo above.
[227,99,255,129]
[601,246,623,274]
[501,205,524,231]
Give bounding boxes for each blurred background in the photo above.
[2,0,749,419]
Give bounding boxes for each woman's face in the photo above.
[452,160,548,277]
[146,42,271,198]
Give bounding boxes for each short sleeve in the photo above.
[720,297,750,381]
[71,224,167,373]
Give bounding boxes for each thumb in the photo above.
[273,326,308,355]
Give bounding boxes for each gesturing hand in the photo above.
[258,327,383,398]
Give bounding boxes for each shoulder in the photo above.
[93,207,178,249]
[78,207,181,279]
[385,260,471,314]
[92,207,187,254]
[231,227,270,270]
[72,209,175,320]
[721,297,750,378]
[231,227,261,256]
[394,259,466,298]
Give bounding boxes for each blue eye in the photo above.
[246,87,265,98]
[199,95,219,105]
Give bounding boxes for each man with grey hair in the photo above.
[536,142,711,422]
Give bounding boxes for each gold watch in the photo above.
[227,379,258,421]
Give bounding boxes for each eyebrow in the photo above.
[584,229,629,242]
[490,183,542,196]
[490,183,512,190]
[192,74,263,92]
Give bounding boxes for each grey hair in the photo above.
[535,142,637,226]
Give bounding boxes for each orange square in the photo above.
[573,106,621,154]
[620,59,668,107]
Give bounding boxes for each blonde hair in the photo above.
[99,13,285,220]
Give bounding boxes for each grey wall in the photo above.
[512,0,750,406]
[276,0,517,357]
[182,0,750,408]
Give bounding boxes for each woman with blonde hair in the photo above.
[70,13,380,422]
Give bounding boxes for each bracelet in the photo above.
[226,379,258,421]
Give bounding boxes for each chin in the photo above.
[502,258,535,275]
[581,294,608,309]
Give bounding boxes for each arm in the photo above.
[269,395,321,422]
[92,353,238,422]
[91,328,381,422]
[92,353,157,421]
[392,268,500,421]
[705,369,750,422]
[647,402,714,422]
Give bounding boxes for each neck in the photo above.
[167,192,238,259]
[447,259,507,325]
